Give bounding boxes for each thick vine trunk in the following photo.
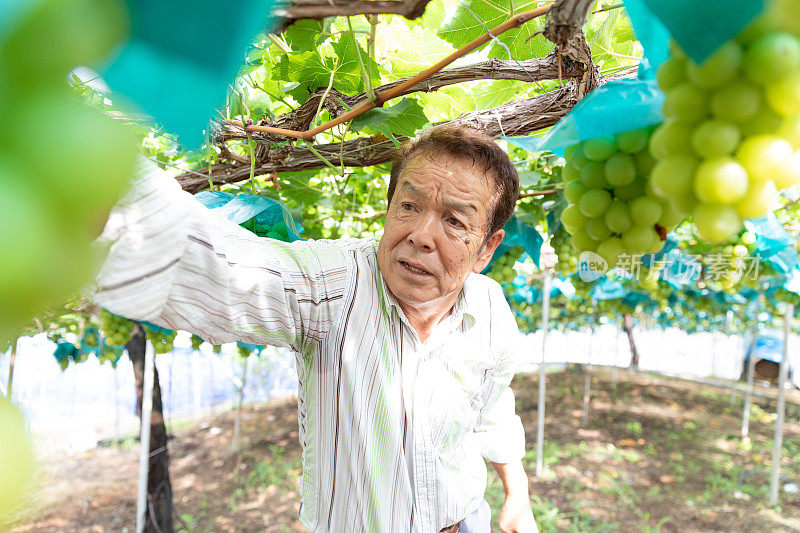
[623,313,639,369]
[276,0,434,23]
[126,324,173,533]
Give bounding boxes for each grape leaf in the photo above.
[518,170,542,188]
[350,98,429,137]
[418,86,476,120]
[271,36,379,102]
[283,19,329,52]
[473,79,523,109]
[403,0,449,32]
[486,12,552,60]
[385,27,453,77]
[438,0,549,59]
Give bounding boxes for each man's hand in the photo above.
[498,493,538,533]
[490,461,538,533]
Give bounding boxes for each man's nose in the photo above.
[407,212,437,250]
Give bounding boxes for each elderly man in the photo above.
[93,125,537,532]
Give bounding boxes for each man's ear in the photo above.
[473,229,505,274]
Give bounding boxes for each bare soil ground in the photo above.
[7,367,800,532]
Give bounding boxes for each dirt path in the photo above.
[7,368,800,532]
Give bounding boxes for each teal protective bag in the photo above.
[53,341,79,362]
[622,291,652,308]
[237,341,265,354]
[661,249,702,289]
[194,191,305,242]
[641,0,764,64]
[142,322,173,335]
[590,277,627,301]
[483,216,543,272]
[103,0,278,148]
[622,0,670,74]
[504,78,664,156]
[744,214,800,274]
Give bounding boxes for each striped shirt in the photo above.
[90,159,526,532]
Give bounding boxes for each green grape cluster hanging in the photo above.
[190,334,205,350]
[98,309,135,347]
[652,4,800,243]
[559,129,684,268]
[550,228,579,275]
[82,329,99,348]
[144,325,177,354]
[486,246,525,283]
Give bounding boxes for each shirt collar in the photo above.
[376,270,477,330]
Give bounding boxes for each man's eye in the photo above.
[448,217,463,227]
[402,203,415,211]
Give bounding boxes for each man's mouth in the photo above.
[399,260,431,276]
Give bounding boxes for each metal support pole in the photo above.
[612,325,620,389]
[136,342,156,533]
[769,303,794,507]
[582,327,595,426]
[711,332,718,378]
[6,339,17,399]
[535,269,551,478]
[231,355,250,453]
[742,293,762,440]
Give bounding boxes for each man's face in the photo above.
[377,153,505,311]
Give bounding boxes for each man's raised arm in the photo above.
[88,158,350,352]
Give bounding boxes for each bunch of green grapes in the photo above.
[559,130,684,268]
[97,346,123,367]
[98,309,135,347]
[190,334,205,350]
[652,9,800,243]
[0,0,136,341]
[550,229,579,275]
[83,329,99,348]
[486,246,524,283]
[144,326,177,354]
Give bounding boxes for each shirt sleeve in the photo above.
[87,158,351,352]
[473,286,526,464]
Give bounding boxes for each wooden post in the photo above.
[136,340,155,533]
[127,324,173,533]
[769,303,794,507]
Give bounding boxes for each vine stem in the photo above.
[314,64,338,130]
[348,17,376,102]
[237,90,257,193]
[592,3,624,14]
[304,141,339,172]
[338,120,354,195]
[227,4,552,140]
[268,33,292,53]
[368,15,378,78]
[518,187,559,198]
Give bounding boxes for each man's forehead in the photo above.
[403,151,478,173]
[398,178,479,213]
